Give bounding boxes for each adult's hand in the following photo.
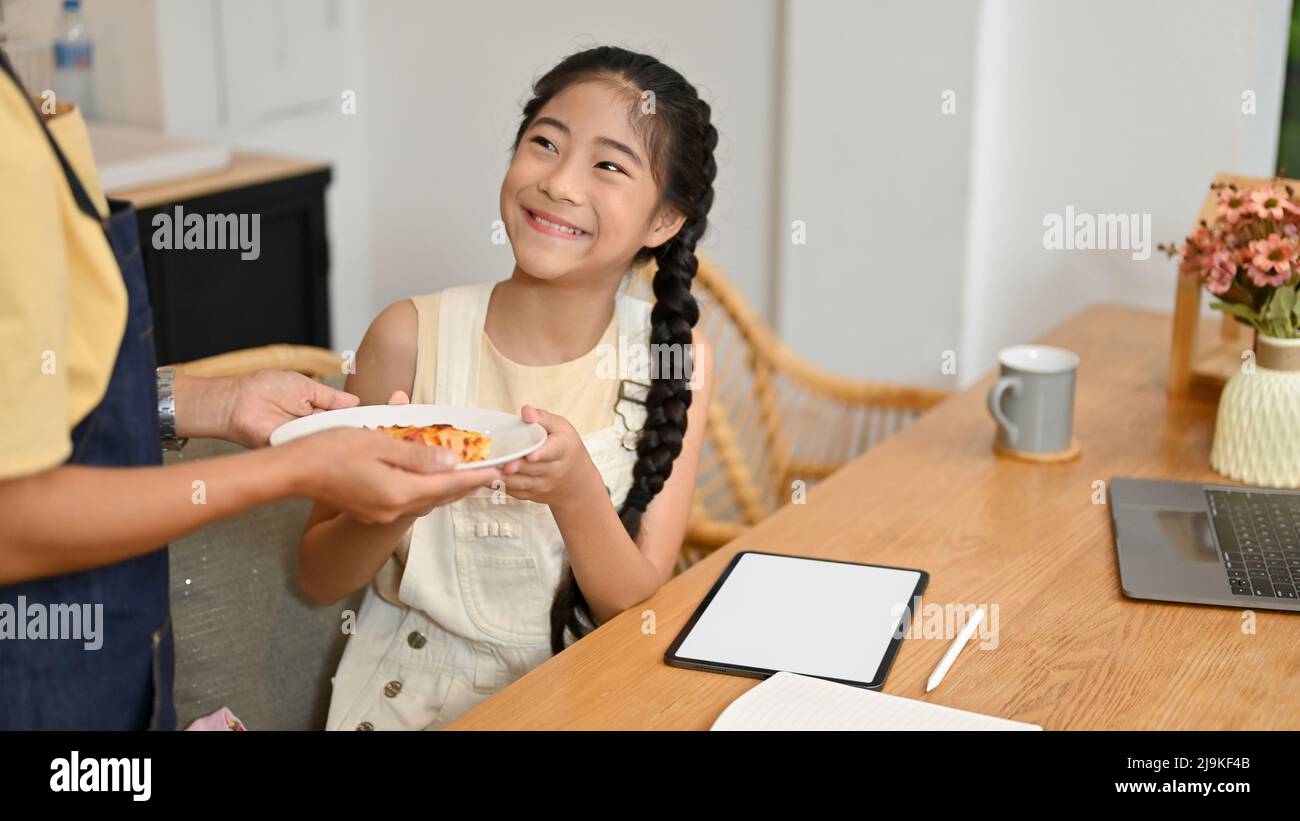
[286,427,501,525]
[174,370,360,448]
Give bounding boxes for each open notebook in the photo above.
[712,672,1041,731]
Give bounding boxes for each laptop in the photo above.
[1109,478,1300,612]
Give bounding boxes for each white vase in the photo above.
[1210,334,1300,488]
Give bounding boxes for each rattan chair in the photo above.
[166,348,355,729]
[623,255,951,568]
[173,343,344,380]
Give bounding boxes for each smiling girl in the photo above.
[298,46,718,730]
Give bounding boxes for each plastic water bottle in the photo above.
[53,0,94,119]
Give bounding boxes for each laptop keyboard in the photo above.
[1206,489,1300,599]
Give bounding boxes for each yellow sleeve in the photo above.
[0,77,81,478]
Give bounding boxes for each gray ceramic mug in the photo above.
[986,345,1080,453]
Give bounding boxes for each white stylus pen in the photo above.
[925,607,986,692]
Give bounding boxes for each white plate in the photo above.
[268,404,546,469]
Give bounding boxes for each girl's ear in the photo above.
[643,206,687,249]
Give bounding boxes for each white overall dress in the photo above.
[325,281,651,730]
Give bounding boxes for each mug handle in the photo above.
[986,376,1021,445]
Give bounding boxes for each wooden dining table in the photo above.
[448,305,1300,730]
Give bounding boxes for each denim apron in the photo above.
[0,50,175,730]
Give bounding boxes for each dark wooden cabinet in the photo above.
[111,153,332,365]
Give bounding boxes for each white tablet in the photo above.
[664,551,929,689]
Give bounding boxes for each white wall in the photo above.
[777,0,1290,391]
[777,0,979,390]
[356,0,780,353]
[959,0,1291,387]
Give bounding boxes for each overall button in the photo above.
[407,631,428,649]
[384,681,402,698]
[356,721,374,731]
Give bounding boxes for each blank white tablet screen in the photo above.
[675,553,921,684]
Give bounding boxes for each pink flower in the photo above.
[1182,226,1212,261]
[1246,266,1286,287]
[1207,269,1235,294]
[1216,187,1250,223]
[1205,250,1236,294]
[1245,233,1296,286]
[1247,187,1300,220]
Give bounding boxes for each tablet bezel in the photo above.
[663,550,929,690]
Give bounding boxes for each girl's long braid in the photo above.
[506,46,718,653]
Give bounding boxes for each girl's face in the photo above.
[500,80,684,284]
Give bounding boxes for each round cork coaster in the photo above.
[993,437,1082,464]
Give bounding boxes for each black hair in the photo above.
[507,45,718,654]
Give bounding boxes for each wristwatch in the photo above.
[157,366,188,452]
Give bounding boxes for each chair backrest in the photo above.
[624,254,948,529]
[167,436,364,730]
[165,362,360,730]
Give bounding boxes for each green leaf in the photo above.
[1211,300,1263,329]
[1264,284,1298,338]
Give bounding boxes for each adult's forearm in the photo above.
[172,373,236,441]
[0,446,297,585]
[299,512,415,606]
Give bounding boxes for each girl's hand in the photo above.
[502,405,600,511]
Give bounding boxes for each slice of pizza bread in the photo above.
[375,424,492,463]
